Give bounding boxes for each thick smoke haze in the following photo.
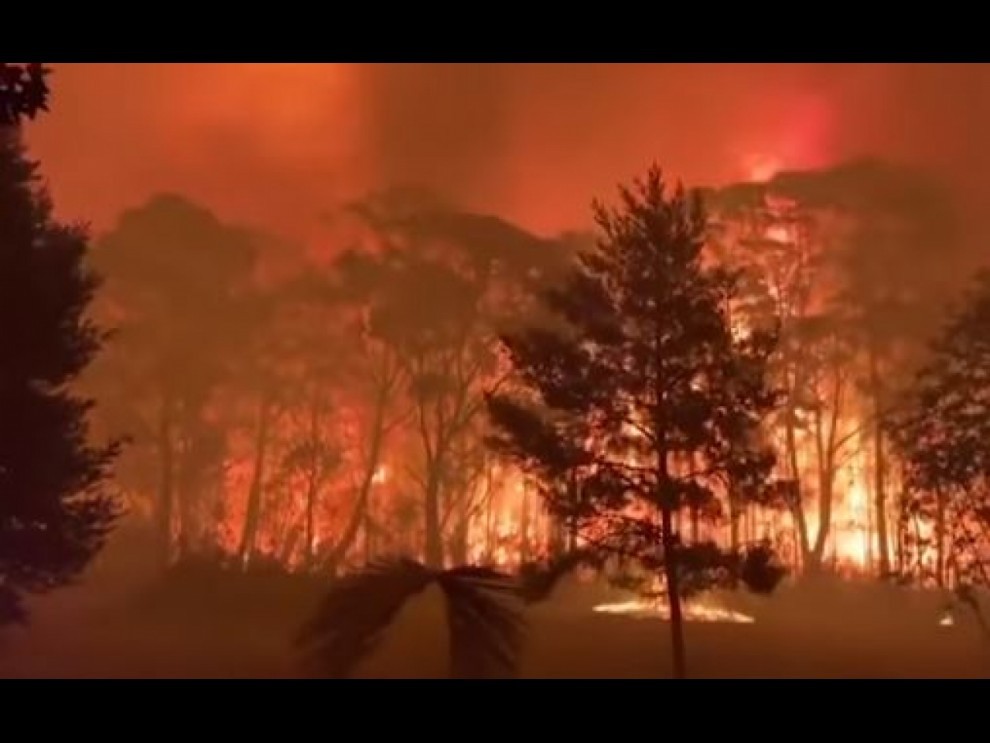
[25,63,990,249]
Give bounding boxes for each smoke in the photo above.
[24,63,990,250]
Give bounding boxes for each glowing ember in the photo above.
[593,599,755,624]
[372,465,388,485]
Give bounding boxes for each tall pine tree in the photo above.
[0,73,118,622]
[487,167,783,678]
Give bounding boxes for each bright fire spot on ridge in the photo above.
[743,153,782,183]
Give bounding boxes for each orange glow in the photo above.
[38,64,989,578]
[593,599,755,623]
[33,63,990,241]
[745,154,783,183]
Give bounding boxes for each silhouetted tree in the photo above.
[487,167,783,678]
[0,64,49,126]
[890,270,990,589]
[0,118,118,622]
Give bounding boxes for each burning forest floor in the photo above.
[2,557,990,678]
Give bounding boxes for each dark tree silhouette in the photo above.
[487,167,783,678]
[0,64,49,126]
[0,125,118,622]
[889,270,990,590]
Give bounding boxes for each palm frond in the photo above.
[516,549,604,604]
[295,558,435,678]
[437,566,525,679]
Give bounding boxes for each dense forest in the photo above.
[5,63,990,679]
[84,162,971,585]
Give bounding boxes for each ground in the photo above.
[1,564,988,678]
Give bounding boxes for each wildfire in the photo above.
[169,150,900,584]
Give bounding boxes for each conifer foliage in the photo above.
[487,167,783,677]
[0,66,119,622]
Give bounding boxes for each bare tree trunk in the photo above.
[238,395,273,565]
[895,465,907,575]
[304,470,318,567]
[484,487,495,561]
[328,391,390,571]
[424,463,444,568]
[175,434,193,560]
[363,500,374,564]
[157,393,176,567]
[449,515,470,565]
[519,484,531,564]
[302,397,322,567]
[873,429,890,575]
[785,415,812,569]
[811,478,835,570]
[661,504,686,679]
[728,487,740,553]
[279,523,301,565]
[935,488,946,588]
[868,348,891,576]
[810,363,845,572]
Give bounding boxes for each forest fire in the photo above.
[104,170,917,581]
[9,62,990,681]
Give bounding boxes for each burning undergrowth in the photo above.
[593,597,756,624]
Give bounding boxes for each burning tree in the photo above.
[0,70,119,621]
[707,191,862,571]
[890,270,990,589]
[92,195,257,564]
[487,167,783,678]
[706,160,962,576]
[331,189,568,567]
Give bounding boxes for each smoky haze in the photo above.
[24,63,990,247]
[7,62,990,680]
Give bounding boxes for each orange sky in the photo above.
[24,63,990,250]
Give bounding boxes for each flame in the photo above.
[765,224,791,243]
[153,146,902,582]
[372,465,388,485]
[593,598,755,624]
[744,153,782,183]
